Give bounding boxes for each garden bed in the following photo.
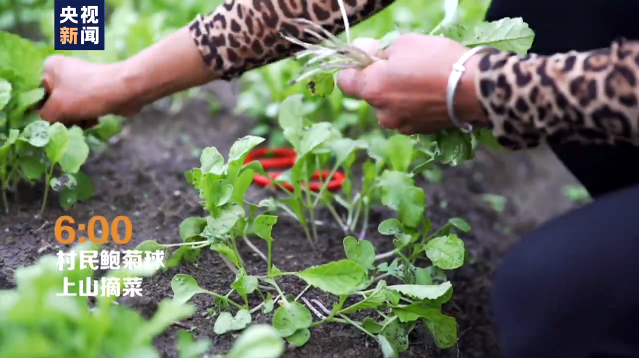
[0,82,579,358]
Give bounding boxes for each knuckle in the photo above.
[361,83,386,107]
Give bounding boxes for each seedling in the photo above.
[0,31,121,212]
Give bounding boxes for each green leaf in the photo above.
[297,123,334,157]
[88,115,122,140]
[329,138,366,166]
[386,134,414,172]
[171,274,209,305]
[378,334,399,358]
[398,186,425,229]
[307,72,335,97]
[73,172,93,201]
[210,242,241,268]
[50,174,77,192]
[200,147,225,175]
[179,217,207,242]
[341,281,387,314]
[136,240,163,252]
[448,217,470,233]
[226,325,285,358]
[21,120,50,147]
[272,301,312,337]
[0,79,11,111]
[343,236,375,269]
[19,156,45,181]
[59,126,89,174]
[481,193,507,213]
[286,328,311,347]
[423,312,458,349]
[228,135,265,163]
[176,330,211,358]
[45,122,69,163]
[201,176,233,209]
[425,234,465,270]
[253,214,277,243]
[202,203,245,238]
[296,259,368,296]
[231,273,258,304]
[378,219,404,236]
[380,319,410,353]
[461,17,535,54]
[377,171,424,228]
[388,282,452,301]
[232,168,254,204]
[214,309,252,334]
[362,317,384,334]
[392,305,458,348]
[11,88,45,122]
[278,94,305,132]
[263,293,275,314]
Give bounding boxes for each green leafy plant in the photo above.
[0,31,122,212]
[0,242,198,357]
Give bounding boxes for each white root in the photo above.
[281,0,382,85]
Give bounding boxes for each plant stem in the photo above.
[294,285,311,301]
[1,189,7,214]
[40,164,55,214]
[324,200,348,234]
[358,200,370,240]
[375,250,397,261]
[339,314,377,339]
[230,238,246,269]
[208,291,244,310]
[162,240,209,248]
[266,237,273,277]
[241,236,268,262]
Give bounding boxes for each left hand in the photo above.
[337,34,487,135]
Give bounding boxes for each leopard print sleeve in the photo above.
[475,39,639,150]
[188,0,394,80]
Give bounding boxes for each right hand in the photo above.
[39,55,142,124]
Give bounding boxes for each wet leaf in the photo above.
[21,120,49,147]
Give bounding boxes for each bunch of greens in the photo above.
[0,31,121,212]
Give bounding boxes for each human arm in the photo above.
[40,0,395,122]
[337,36,639,150]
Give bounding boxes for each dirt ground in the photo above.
[0,81,581,358]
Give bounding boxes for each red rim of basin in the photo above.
[244,147,345,192]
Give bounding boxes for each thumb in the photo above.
[337,38,383,98]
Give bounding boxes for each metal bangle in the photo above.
[446,45,495,133]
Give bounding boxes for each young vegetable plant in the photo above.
[129,134,472,356]
[162,205,471,357]
[0,242,201,357]
[0,31,122,213]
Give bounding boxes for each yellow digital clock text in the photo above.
[54,216,133,245]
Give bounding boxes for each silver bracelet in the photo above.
[446,45,495,133]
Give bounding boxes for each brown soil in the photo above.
[0,82,581,358]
